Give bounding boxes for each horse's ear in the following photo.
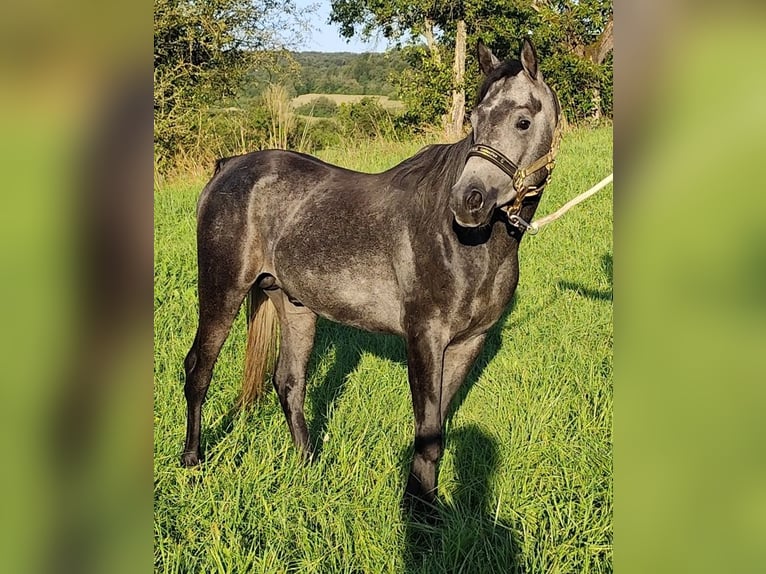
[520,38,539,80]
[477,41,500,75]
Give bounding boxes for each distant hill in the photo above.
[243,50,408,99]
[291,93,405,111]
[291,52,406,97]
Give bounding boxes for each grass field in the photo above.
[154,126,613,573]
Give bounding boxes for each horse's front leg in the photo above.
[404,326,447,504]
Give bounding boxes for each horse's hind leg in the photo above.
[268,291,317,459]
[181,276,251,467]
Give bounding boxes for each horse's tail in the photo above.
[238,287,279,408]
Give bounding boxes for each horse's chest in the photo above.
[456,259,519,336]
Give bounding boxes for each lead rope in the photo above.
[515,173,613,236]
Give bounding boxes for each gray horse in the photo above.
[181,39,561,505]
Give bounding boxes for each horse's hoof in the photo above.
[302,447,316,464]
[180,451,201,467]
[403,474,439,518]
[405,473,437,502]
[402,490,440,524]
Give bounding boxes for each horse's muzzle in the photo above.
[450,184,495,228]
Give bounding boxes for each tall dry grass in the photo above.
[263,84,295,150]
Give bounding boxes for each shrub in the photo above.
[391,45,452,128]
[294,96,339,118]
[302,118,343,149]
[336,98,399,139]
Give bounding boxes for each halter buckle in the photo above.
[507,213,538,235]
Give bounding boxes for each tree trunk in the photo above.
[575,17,612,122]
[423,18,441,65]
[574,17,613,65]
[590,18,613,66]
[445,20,466,141]
[591,87,602,120]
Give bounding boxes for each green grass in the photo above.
[154,126,613,573]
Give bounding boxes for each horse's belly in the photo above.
[276,264,404,335]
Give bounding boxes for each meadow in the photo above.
[154,126,613,573]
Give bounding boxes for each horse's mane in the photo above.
[388,135,474,195]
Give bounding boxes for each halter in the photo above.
[465,121,562,229]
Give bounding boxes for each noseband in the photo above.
[465,121,562,224]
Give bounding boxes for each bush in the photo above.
[540,53,606,123]
[336,98,399,139]
[294,96,339,118]
[158,102,273,171]
[391,45,452,127]
[302,118,343,149]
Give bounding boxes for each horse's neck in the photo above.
[395,134,542,262]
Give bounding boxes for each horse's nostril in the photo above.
[466,189,484,211]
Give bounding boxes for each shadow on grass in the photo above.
[307,296,519,460]
[194,284,555,568]
[201,292,526,463]
[557,252,613,302]
[199,269,567,471]
[402,425,522,573]
[306,320,406,459]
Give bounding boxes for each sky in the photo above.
[295,0,390,53]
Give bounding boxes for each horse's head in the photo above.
[450,39,560,228]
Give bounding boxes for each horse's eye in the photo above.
[516,119,531,131]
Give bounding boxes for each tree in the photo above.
[330,1,544,137]
[530,0,613,119]
[330,0,613,130]
[154,0,311,166]
[330,0,470,138]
